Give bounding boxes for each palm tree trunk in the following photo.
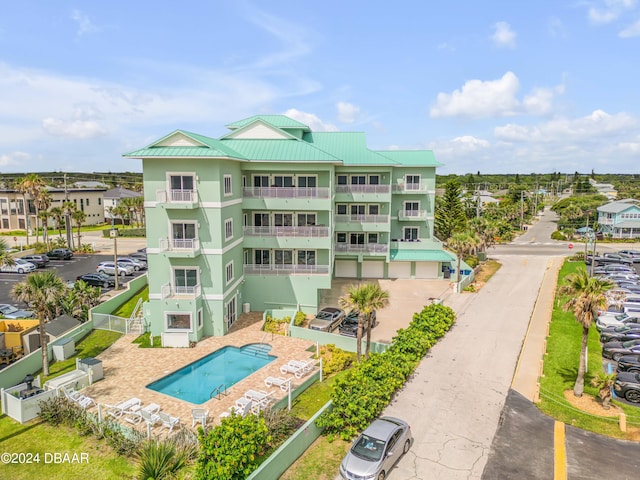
[356,314,363,362]
[574,325,589,397]
[39,316,49,377]
[365,313,373,359]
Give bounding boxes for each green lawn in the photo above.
[539,259,640,437]
[111,286,148,318]
[0,414,137,480]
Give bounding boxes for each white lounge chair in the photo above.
[264,376,293,392]
[62,387,96,410]
[125,403,161,425]
[140,408,162,428]
[105,398,142,418]
[158,411,180,433]
[244,389,275,413]
[192,408,209,428]
[220,399,253,419]
[280,360,315,378]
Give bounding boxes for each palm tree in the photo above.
[0,239,15,269]
[63,201,76,249]
[34,189,52,243]
[72,209,87,247]
[469,217,499,254]
[38,210,50,244]
[59,280,101,321]
[447,232,479,286]
[14,174,46,245]
[11,271,66,376]
[49,206,64,239]
[559,267,612,397]
[339,283,390,361]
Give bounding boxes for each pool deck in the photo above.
[82,312,316,435]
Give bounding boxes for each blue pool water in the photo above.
[147,344,275,404]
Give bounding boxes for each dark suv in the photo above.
[46,248,73,260]
[613,372,640,402]
[20,254,50,268]
[339,310,378,337]
[616,355,640,374]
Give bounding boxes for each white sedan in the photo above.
[0,258,37,274]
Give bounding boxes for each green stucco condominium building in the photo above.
[124,115,455,346]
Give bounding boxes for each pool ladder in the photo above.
[210,383,228,400]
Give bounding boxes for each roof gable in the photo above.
[221,119,298,140]
[226,115,310,131]
[156,131,209,147]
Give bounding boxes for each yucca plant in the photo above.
[590,371,617,410]
[136,438,194,480]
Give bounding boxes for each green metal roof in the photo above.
[304,132,398,165]
[390,249,455,262]
[221,139,341,162]
[377,150,442,167]
[225,115,310,130]
[123,130,246,159]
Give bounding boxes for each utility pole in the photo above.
[520,190,524,231]
[475,186,480,218]
[64,173,73,249]
[111,220,119,290]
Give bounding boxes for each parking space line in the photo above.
[554,420,567,480]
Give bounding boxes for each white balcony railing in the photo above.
[243,226,329,237]
[160,283,201,299]
[392,183,431,193]
[398,210,429,220]
[334,243,389,253]
[242,187,330,199]
[159,237,200,252]
[243,264,330,275]
[156,189,198,203]
[334,214,389,224]
[335,185,391,194]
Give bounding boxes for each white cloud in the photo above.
[71,10,100,37]
[619,18,640,36]
[336,102,360,124]
[588,0,637,24]
[491,21,517,48]
[42,118,108,139]
[548,16,568,37]
[282,109,338,131]
[0,151,30,167]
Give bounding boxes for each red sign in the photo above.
[568,243,574,249]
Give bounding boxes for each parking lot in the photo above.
[0,252,146,308]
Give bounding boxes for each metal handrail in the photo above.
[210,384,228,399]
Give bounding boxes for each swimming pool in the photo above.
[147,344,275,404]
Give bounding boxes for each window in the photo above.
[368,233,379,244]
[254,213,270,227]
[243,250,250,265]
[197,310,203,329]
[86,198,90,206]
[405,175,420,190]
[351,175,366,185]
[167,313,191,330]
[225,218,233,240]
[2,219,8,229]
[351,205,365,215]
[297,213,316,226]
[172,222,196,241]
[369,205,379,215]
[224,175,232,196]
[226,296,237,328]
[255,249,270,265]
[98,198,101,206]
[337,175,348,185]
[225,261,234,284]
[336,233,347,243]
[274,249,293,265]
[243,213,247,227]
[297,176,317,188]
[274,213,293,226]
[170,174,194,191]
[253,175,269,187]
[273,175,294,187]
[174,268,198,292]
[336,204,347,215]
[242,175,247,187]
[298,250,316,265]
[369,175,380,185]
[404,201,420,212]
[0,199,7,215]
[350,233,365,245]
[403,227,419,241]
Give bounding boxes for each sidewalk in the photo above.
[510,256,564,401]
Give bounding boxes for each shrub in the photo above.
[318,344,356,375]
[263,315,289,335]
[196,412,270,480]
[551,231,566,240]
[136,437,196,480]
[317,304,456,440]
[464,255,479,268]
[294,310,307,326]
[31,241,50,253]
[262,408,305,447]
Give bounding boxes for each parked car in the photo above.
[128,251,147,261]
[600,325,640,343]
[613,372,640,402]
[76,273,116,288]
[96,261,134,277]
[339,416,413,480]
[20,254,49,268]
[116,256,147,271]
[596,313,640,331]
[602,339,640,361]
[616,355,640,374]
[602,253,634,265]
[602,264,636,273]
[0,304,33,319]
[339,310,378,337]
[619,250,640,262]
[0,258,37,274]
[309,307,345,332]
[46,248,73,260]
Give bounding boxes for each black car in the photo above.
[616,355,640,374]
[600,325,640,344]
[47,248,73,260]
[602,339,640,360]
[614,372,640,403]
[20,254,49,268]
[76,273,115,288]
[339,310,378,337]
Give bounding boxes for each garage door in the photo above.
[415,261,438,279]
[362,260,384,278]
[335,260,358,278]
[388,261,411,278]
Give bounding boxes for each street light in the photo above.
[110,221,119,290]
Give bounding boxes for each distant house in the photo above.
[104,187,142,223]
[589,179,617,200]
[73,181,109,189]
[597,198,640,238]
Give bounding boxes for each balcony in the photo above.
[334,243,389,254]
[156,189,198,208]
[392,183,432,194]
[243,226,329,237]
[243,187,330,199]
[160,283,201,299]
[335,214,389,224]
[335,185,390,194]
[159,238,201,257]
[398,210,430,221]
[243,264,330,276]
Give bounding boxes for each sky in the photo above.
[0,1,639,175]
